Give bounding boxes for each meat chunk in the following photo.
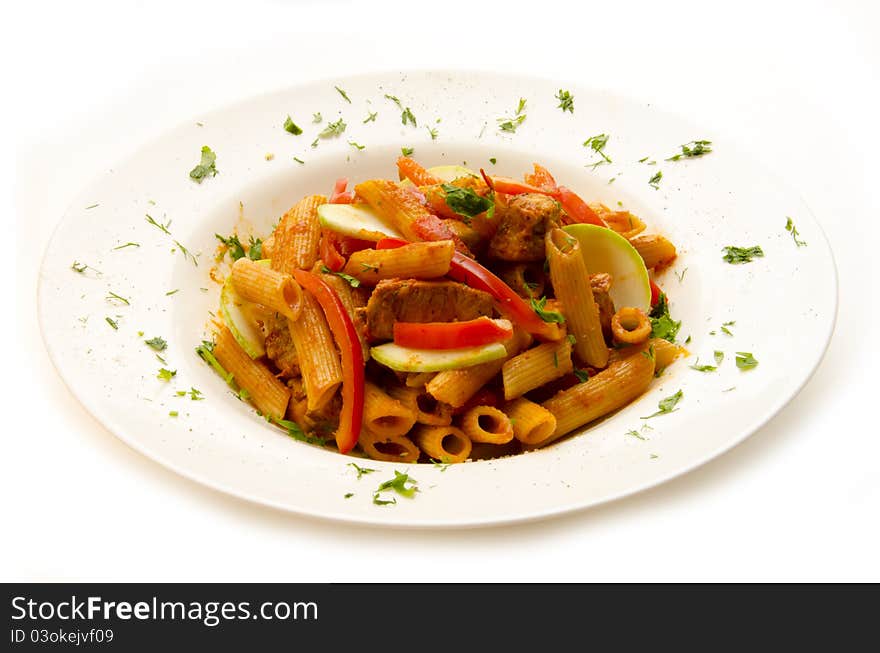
[365,279,495,341]
[263,315,299,378]
[590,272,615,342]
[487,193,559,262]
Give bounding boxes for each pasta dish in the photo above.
[201,157,683,464]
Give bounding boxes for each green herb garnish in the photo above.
[312,112,322,123]
[583,133,611,167]
[283,116,303,135]
[401,146,414,157]
[785,217,807,247]
[530,296,566,324]
[144,337,167,351]
[189,145,218,182]
[574,369,591,383]
[375,470,418,499]
[273,417,329,446]
[666,140,713,161]
[641,389,683,419]
[145,214,171,234]
[363,111,378,124]
[348,462,377,479]
[649,170,663,188]
[442,184,493,220]
[626,429,646,440]
[426,126,438,140]
[401,107,417,127]
[335,86,351,103]
[348,140,366,151]
[318,118,347,139]
[157,367,177,382]
[320,265,361,288]
[113,242,140,250]
[735,352,759,371]
[498,98,527,133]
[105,316,119,330]
[555,89,574,113]
[649,293,681,342]
[722,245,764,264]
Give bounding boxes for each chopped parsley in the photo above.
[641,389,683,419]
[344,493,354,499]
[498,98,527,133]
[195,340,236,388]
[374,470,418,503]
[530,296,566,324]
[320,265,361,288]
[649,293,681,342]
[283,116,303,135]
[372,494,396,506]
[348,140,366,151]
[720,321,735,336]
[714,351,724,365]
[489,157,497,165]
[675,267,688,283]
[334,86,351,103]
[312,112,322,123]
[144,337,167,351]
[85,203,99,210]
[105,316,119,330]
[145,214,171,234]
[112,242,140,250]
[188,387,204,401]
[583,133,612,167]
[666,140,713,161]
[318,118,347,140]
[649,170,663,188]
[574,369,591,383]
[348,462,377,479]
[430,457,451,471]
[384,94,402,108]
[189,145,218,182]
[273,417,329,446]
[157,368,177,382]
[690,358,717,372]
[722,245,764,264]
[401,107,417,127]
[173,240,199,266]
[555,89,574,113]
[293,157,305,165]
[785,217,807,247]
[426,126,438,140]
[215,234,262,262]
[442,184,493,220]
[735,352,759,371]
[626,429,646,441]
[363,111,378,123]
[360,262,379,273]
[169,411,179,417]
[401,146,414,157]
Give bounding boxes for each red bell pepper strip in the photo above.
[329,177,355,204]
[393,317,513,350]
[649,279,662,309]
[480,168,550,196]
[555,186,605,226]
[291,270,364,454]
[397,156,443,187]
[523,163,558,192]
[377,237,562,341]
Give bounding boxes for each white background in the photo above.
[5,0,879,581]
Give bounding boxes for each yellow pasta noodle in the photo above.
[363,382,417,438]
[535,343,656,447]
[501,337,573,400]
[230,257,303,320]
[426,329,532,407]
[354,179,435,242]
[546,228,608,369]
[499,262,545,299]
[460,405,514,444]
[389,386,453,426]
[341,240,454,285]
[411,425,472,464]
[405,372,436,388]
[503,397,557,445]
[288,293,342,412]
[630,234,677,270]
[592,204,647,240]
[611,307,652,344]
[358,429,420,463]
[270,194,326,274]
[321,272,369,361]
[212,325,290,420]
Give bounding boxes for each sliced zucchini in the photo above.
[219,276,265,359]
[317,203,401,241]
[370,341,507,373]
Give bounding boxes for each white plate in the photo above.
[38,71,837,527]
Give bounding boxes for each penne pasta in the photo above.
[460,405,515,444]
[270,194,326,274]
[363,382,417,438]
[389,386,453,426]
[503,397,557,445]
[411,425,472,464]
[354,179,437,243]
[321,272,370,362]
[592,204,647,240]
[405,372,436,388]
[499,262,546,299]
[212,325,290,420]
[535,342,656,447]
[288,293,343,412]
[630,234,677,270]
[546,227,609,368]
[501,337,573,400]
[342,240,454,285]
[230,257,303,320]
[426,329,532,407]
[611,307,652,344]
[358,429,421,463]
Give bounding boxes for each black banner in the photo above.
[3,584,877,649]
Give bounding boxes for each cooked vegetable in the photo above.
[393,318,513,350]
[371,341,508,373]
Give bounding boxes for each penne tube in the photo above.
[358,429,421,463]
[592,204,646,240]
[630,234,677,270]
[498,262,545,299]
[652,337,686,370]
[389,386,453,426]
[411,425,472,464]
[230,257,303,320]
[354,179,436,243]
[534,342,656,447]
[546,228,609,368]
[501,337,573,400]
[288,293,343,412]
[426,329,532,407]
[342,240,454,285]
[503,397,557,445]
[212,325,290,420]
[611,307,652,344]
[321,272,370,361]
[405,372,436,388]
[363,382,417,438]
[460,405,514,444]
[270,194,326,274]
